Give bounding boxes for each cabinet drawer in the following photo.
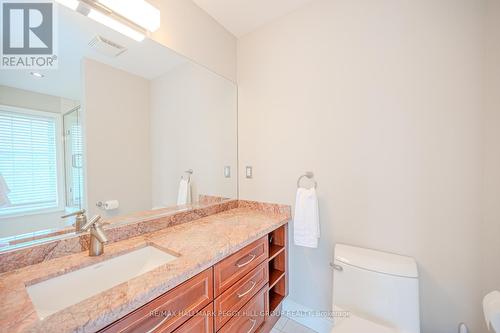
[219,285,268,333]
[214,237,268,296]
[100,268,213,333]
[173,303,214,333]
[214,261,268,330]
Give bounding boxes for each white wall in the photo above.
[150,62,237,207]
[149,0,237,82]
[0,85,77,114]
[83,59,152,218]
[482,0,500,311]
[237,0,484,332]
[0,212,71,238]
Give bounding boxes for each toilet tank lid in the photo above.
[335,244,418,278]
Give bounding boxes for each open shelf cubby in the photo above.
[268,224,287,314]
[269,274,286,312]
[269,244,285,260]
[268,251,286,288]
[268,225,286,260]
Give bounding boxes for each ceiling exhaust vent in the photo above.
[88,36,127,57]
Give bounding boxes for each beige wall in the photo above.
[483,0,500,312]
[149,0,237,82]
[237,0,484,332]
[150,62,238,207]
[83,59,152,218]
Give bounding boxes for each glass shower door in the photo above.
[63,107,83,210]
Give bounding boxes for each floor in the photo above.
[271,316,318,333]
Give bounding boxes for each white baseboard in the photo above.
[281,298,334,333]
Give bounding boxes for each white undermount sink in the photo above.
[27,246,178,319]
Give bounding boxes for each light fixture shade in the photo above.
[88,9,145,41]
[30,72,45,78]
[96,0,160,32]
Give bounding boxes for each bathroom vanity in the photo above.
[100,225,288,333]
[0,201,290,333]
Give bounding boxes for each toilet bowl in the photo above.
[331,244,420,333]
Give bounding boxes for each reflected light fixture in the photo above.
[30,72,45,78]
[96,0,160,32]
[54,0,160,42]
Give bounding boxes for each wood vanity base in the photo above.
[99,223,288,333]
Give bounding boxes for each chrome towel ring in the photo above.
[181,169,193,181]
[297,171,317,189]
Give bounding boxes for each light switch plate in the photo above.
[246,166,253,179]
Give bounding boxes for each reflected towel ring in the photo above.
[297,171,317,189]
[181,169,193,182]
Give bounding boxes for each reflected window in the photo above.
[0,106,62,216]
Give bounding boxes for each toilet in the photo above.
[331,244,420,333]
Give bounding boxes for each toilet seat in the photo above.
[331,311,399,333]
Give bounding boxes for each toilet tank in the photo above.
[333,244,420,333]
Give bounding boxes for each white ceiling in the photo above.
[192,0,315,37]
[0,5,187,101]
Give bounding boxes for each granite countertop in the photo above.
[0,207,289,333]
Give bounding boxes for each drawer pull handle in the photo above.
[146,313,172,333]
[236,254,256,268]
[247,318,257,333]
[237,280,257,298]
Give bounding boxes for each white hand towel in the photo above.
[177,178,192,206]
[294,187,320,248]
[483,291,500,332]
[0,174,11,208]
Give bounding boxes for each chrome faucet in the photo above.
[61,209,87,233]
[81,215,108,256]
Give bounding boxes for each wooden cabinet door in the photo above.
[99,268,213,333]
[214,237,268,296]
[214,262,268,330]
[219,286,268,333]
[173,303,214,333]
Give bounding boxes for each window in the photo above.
[0,106,62,216]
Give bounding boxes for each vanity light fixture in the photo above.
[54,0,160,42]
[30,72,45,78]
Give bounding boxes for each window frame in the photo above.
[0,104,65,219]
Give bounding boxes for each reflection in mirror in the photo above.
[0,4,237,249]
[0,88,81,237]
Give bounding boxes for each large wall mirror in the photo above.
[0,4,237,249]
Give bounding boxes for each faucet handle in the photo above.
[61,209,86,219]
[82,215,101,231]
[84,215,108,246]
